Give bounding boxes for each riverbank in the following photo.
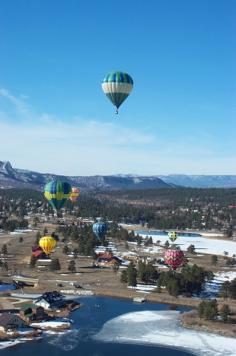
[181,310,236,338]
[92,287,236,311]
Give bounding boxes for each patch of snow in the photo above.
[95,310,236,356]
[127,284,157,293]
[138,232,236,257]
[60,289,93,296]
[31,319,71,329]
[0,340,24,349]
[200,271,236,298]
[133,178,142,184]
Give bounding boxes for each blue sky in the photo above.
[0,0,235,175]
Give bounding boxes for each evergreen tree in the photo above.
[225,226,233,238]
[167,278,180,297]
[29,255,37,269]
[138,261,158,283]
[211,255,218,265]
[3,261,8,271]
[63,245,70,254]
[127,262,137,286]
[220,304,230,322]
[198,300,218,320]
[164,240,170,249]
[136,235,142,246]
[73,248,79,259]
[187,244,196,254]
[68,260,76,273]
[35,231,41,245]
[51,232,59,241]
[228,278,236,299]
[138,261,146,281]
[220,281,231,299]
[1,244,8,255]
[198,300,206,318]
[50,258,61,271]
[204,300,218,320]
[120,270,128,284]
[43,227,48,235]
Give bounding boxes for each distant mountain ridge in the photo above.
[159,175,236,188]
[1,161,236,190]
[0,161,170,190]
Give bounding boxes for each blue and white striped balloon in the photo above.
[102,71,133,114]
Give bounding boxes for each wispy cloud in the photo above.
[0,88,31,117]
[0,88,235,175]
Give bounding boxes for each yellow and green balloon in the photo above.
[44,180,72,212]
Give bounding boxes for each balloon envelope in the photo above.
[44,180,71,211]
[70,187,80,203]
[92,221,107,240]
[102,71,133,112]
[164,249,184,270]
[39,235,57,255]
[168,231,178,243]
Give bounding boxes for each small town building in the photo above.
[0,314,27,332]
[96,252,122,267]
[32,246,46,259]
[34,291,65,310]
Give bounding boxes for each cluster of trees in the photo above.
[49,258,61,271]
[137,261,159,283]
[1,187,236,232]
[56,224,99,257]
[120,262,137,286]
[120,261,159,287]
[0,259,8,271]
[157,265,213,297]
[198,300,231,322]
[0,218,28,232]
[220,278,236,299]
[120,263,215,298]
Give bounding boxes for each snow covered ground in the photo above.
[0,340,25,350]
[127,284,157,293]
[95,310,236,356]
[30,319,71,330]
[137,232,236,257]
[200,270,236,298]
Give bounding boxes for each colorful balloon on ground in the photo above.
[168,231,178,243]
[102,71,133,114]
[44,180,71,212]
[92,220,107,240]
[39,235,57,255]
[70,187,80,203]
[164,249,185,270]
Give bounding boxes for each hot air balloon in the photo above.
[168,231,178,243]
[92,219,107,240]
[44,180,71,212]
[102,71,133,114]
[164,249,185,270]
[164,230,186,270]
[39,235,57,255]
[70,187,80,203]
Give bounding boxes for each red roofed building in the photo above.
[32,247,45,259]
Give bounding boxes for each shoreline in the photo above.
[180,310,236,338]
[1,287,236,344]
[92,289,236,338]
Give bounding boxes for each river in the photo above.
[2,296,194,355]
